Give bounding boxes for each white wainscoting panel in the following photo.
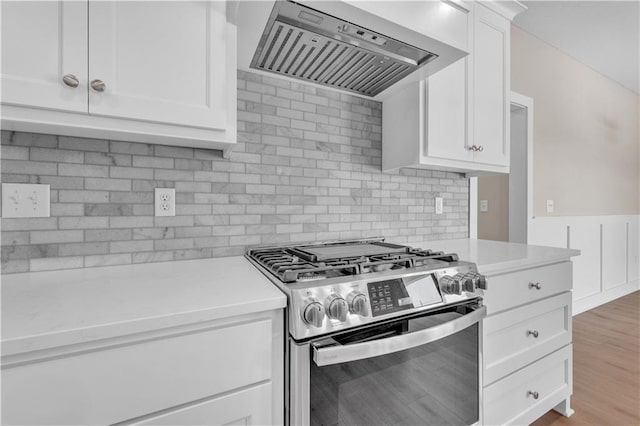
[528,215,639,315]
[602,221,627,290]
[568,221,600,301]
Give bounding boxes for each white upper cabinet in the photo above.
[472,4,510,168]
[88,1,228,130]
[1,1,88,113]
[382,1,523,175]
[1,1,237,155]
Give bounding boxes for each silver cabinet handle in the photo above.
[467,145,485,152]
[91,79,106,92]
[313,305,486,366]
[62,74,79,88]
[476,145,484,152]
[527,390,539,400]
[529,282,542,290]
[527,330,539,338]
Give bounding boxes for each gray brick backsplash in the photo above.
[1,70,468,273]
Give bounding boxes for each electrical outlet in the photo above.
[480,200,489,212]
[1,183,50,218]
[435,197,444,215]
[155,188,175,217]
[546,199,554,213]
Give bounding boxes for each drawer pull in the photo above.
[527,330,539,338]
[529,282,542,290]
[527,390,539,400]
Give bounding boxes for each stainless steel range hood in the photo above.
[235,0,468,98]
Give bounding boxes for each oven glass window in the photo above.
[309,311,479,426]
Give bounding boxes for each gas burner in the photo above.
[247,238,460,283]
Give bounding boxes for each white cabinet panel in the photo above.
[2,319,273,425]
[424,59,473,162]
[88,1,228,129]
[484,345,572,426]
[1,1,87,112]
[484,292,571,385]
[134,383,272,426]
[472,4,509,167]
[482,261,572,315]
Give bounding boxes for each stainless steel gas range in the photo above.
[246,237,487,426]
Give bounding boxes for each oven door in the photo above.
[289,303,485,426]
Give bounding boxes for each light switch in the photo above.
[2,183,50,218]
[435,197,443,215]
[546,199,554,213]
[480,200,489,212]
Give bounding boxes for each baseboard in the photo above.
[573,280,640,315]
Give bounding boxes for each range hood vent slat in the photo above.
[250,1,442,97]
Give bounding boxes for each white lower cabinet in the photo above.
[482,262,574,425]
[1,310,283,425]
[134,383,272,426]
[484,345,572,426]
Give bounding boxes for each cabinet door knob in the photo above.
[527,390,539,400]
[477,145,484,152]
[527,330,539,338]
[62,74,79,88]
[91,79,106,92]
[529,282,542,290]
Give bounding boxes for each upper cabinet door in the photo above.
[1,1,88,112]
[473,4,510,166]
[424,59,473,162]
[88,1,228,130]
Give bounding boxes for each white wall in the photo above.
[511,26,639,217]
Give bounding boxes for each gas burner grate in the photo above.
[247,239,461,284]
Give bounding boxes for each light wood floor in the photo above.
[532,291,640,426]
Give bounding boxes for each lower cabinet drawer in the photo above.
[483,262,572,315]
[483,345,572,426]
[133,382,272,425]
[483,292,572,385]
[1,319,273,425]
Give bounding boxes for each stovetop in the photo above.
[246,237,486,341]
[247,239,459,284]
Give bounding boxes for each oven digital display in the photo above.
[367,279,414,317]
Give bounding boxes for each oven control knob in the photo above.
[346,291,368,316]
[302,298,325,328]
[439,275,461,295]
[325,294,349,322]
[462,273,477,292]
[474,273,488,290]
[453,274,471,294]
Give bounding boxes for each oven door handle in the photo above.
[312,305,486,366]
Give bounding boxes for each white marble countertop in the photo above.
[394,238,580,275]
[1,256,286,357]
[2,239,579,358]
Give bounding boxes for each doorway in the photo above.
[472,92,533,243]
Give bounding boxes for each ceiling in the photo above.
[512,1,639,94]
